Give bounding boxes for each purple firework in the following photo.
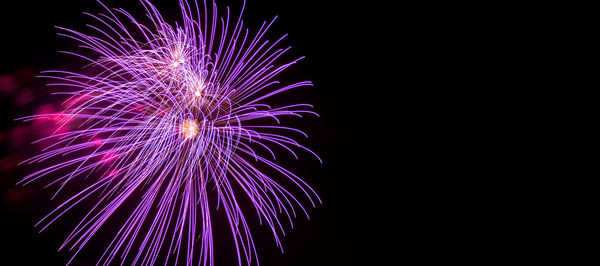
[18,0,320,265]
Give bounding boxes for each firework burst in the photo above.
[18,0,320,265]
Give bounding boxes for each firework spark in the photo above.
[18,0,320,265]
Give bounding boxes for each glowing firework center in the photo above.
[180,119,199,139]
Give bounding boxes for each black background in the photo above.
[0,0,379,265]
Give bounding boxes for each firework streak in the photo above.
[17,0,320,265]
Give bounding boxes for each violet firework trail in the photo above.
[18,0,321,265]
